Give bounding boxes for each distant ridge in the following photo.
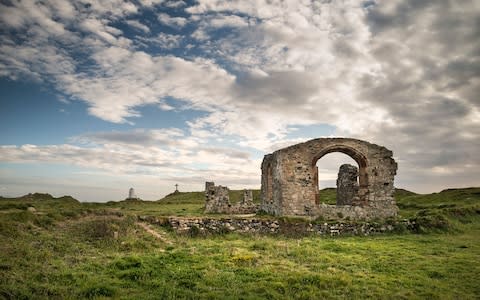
[0,193,79,203]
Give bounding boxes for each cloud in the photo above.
[157,12,188,28]
[0,0,479,194]
[58,51,235,123]
[73,128,195,148]
[139,0,164,8]
[126,20,150,33]
[209,15,250,28]
[142,33,183,49]
[0,137,260,191]
[164,1,187,9]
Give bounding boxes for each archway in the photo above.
[311,145,369,206]
[315,152,359,205]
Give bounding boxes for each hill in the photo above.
[0,193,80,211]
[395,187,480,217]
[0,187,479,298]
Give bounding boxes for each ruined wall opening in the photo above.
[313,147,368,206]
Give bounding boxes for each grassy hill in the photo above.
[0,187,479,299]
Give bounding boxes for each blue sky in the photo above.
[1,0,479,201]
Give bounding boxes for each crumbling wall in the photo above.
[260,138,398,220]
[204,182,258,214]
[336,164,359,206]
[205,182,230,213]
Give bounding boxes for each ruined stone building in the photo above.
[205,182,230,213]
[204,182,257,214]
[260,138,398,220]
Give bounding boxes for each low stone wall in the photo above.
[314,203,398,221]
[139,216,412,237]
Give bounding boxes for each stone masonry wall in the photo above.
[157,217,412,236]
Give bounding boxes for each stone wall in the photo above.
[336,164,359,206]
[261,138,398,220]
[160,217,411,236]
[204,182,258,214]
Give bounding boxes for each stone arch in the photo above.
[260,138,398,220]
[311,145,368,206]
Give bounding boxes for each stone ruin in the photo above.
[336,164,359,206]
[205,182,229,213]
[260,138,398,220]
[204,182,257,214]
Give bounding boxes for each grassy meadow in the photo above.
[0,188,479,299]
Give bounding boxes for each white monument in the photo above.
[127,187,137,200]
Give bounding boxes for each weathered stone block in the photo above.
[336,164,359,206]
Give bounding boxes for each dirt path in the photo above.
[136,222,173,244]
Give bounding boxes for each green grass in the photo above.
[317,188,337,205]
[0,188,479,299]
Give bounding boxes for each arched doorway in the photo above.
[312,146,369,206]
[315,152,359,205]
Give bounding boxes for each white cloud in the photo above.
[147,33,183,49]
[209,15,250,28]
[0,126,261,200]
[157,13,188,28]
[0,0,479,194]
[164,1,187,9]
[126,20,150,33]
[139,0,164,8]
[57,50,235,123]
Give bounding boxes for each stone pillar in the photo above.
[336,164,359,206]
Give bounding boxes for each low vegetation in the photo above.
[1,188,479,299]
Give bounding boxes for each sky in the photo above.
[0,0,479,201]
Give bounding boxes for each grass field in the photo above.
[1,188,479,299]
